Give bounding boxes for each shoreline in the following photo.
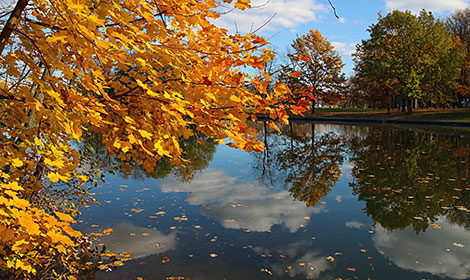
[256,114,470,128]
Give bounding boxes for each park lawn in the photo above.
[309,108,470,122]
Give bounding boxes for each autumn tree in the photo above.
[0,0,309,278]
[353,10,465,112]
[445,8,470,107]
[281,29,345,113]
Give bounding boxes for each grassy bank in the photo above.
[308,108,470,122]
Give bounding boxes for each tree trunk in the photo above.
[407,98,412,113]
[311,99,316,114]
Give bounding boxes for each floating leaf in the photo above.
[431,224,442,230]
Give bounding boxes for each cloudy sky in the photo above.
[215,0,470,74]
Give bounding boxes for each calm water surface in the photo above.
[77,122,470,280]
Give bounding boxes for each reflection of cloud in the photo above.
[340,160,354,179]
[345,221,367,229]
[98,222,177,259]
[373,218,470,279]
[335,195,342,203]
[385,0,469,13]
[255,243,332,279]
[214,0,328,34]
[159,169,326,232]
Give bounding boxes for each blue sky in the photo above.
[215,0,470,75]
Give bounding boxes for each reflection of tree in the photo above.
[348,127,470,233]
[251,121,345,206]
[81,132,217,182]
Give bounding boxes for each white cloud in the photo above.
[345,221,367,229]
[97,222,177,259]
[385,0,470,13]
[215,0,329,34]
[331,41,356,57]
[373,217,470,279]
[159,169,326,232]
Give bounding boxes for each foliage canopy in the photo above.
[0,0,308,278]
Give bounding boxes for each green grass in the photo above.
[307,108,470,122]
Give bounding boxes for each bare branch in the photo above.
[328,0,339,19]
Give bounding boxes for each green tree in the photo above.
[445,8,470,107]
[281,29,345,113]
[353,10,465,112]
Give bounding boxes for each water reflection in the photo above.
[373,218,470,279]
[252,122,345,206]
[348,126,470,233]
[98,222,177,259]
[82,132,217,182]
[79,122,470,279]
[159,169,326,232]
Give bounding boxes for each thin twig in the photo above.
[328,0,339,18]
[251,12,277,34]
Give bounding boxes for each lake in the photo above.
[77,122,470,280]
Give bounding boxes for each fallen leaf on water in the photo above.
[194,225,201,229]
[131,208,144,213]
[360,249,368,253]
[162,257,170,263]
[209,253,217,258]
[299,263,305,266]
[170,226,176,230]
[327,256,335,262]
[453,242,465,248]
[224,219,236,223]
[142,233,149,236]
[260,268,273,275]
[91,224,99,228]
[304,216,311,220]
[431,224,442,230]
[287,266,292,270]
[248,184,254,187]
[347,267,356,272]
[155,211,166,215]
[102,228,113,234]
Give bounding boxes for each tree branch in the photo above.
[0,0,29,54]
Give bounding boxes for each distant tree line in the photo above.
[275,8,470,113]
[348,9,470,112]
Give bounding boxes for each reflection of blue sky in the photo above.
[159,169,327,232]
[373,217,470,279]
